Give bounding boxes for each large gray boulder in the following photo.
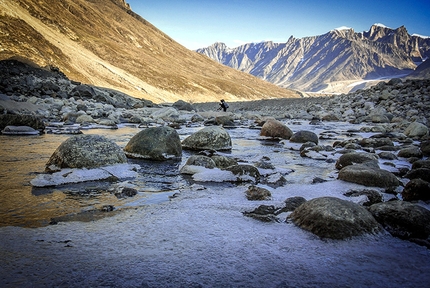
[404,122,429,138]
[172,100,194,111]
[289,197,381,239]
[182,126,232,151]
[124,126,182,160]
[45,134,127,172]
[290,130,319,144]
[338,164,400,188]
[335,152,379,170]
[368,201,430,240]
[260,119,293,139]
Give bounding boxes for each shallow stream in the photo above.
[0,120,388,227]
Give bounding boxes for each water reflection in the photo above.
[0,121,368,227]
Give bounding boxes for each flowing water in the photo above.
[0,121,375,228]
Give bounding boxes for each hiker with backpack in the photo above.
[218,99,229,112]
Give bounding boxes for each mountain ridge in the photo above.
[0,0,300,103]
[197,24,430,94]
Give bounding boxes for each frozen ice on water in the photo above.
[30,163,139,187]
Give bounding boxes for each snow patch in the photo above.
[30,163,139,187]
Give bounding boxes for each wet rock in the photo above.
[338,164,400,188]
[245,185,271,200]
[290,130,319,144]
[412,160,430,169]
[1,125,40,135]
[421,140,430,156]
[335,152,379,170]
[182,126,232,151]
[397,146,423,158]
[45,134,127,172]
[368,201,430,240]
[124,126,182,160]
[404,168,430,182]
[225,164,260,183]
[289,197,381,239]
[260,119,293,139]
[401,179,430,201]
[378,151,398,160]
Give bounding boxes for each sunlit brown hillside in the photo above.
[0,0,300,103]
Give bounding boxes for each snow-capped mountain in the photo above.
[197,24,430,93]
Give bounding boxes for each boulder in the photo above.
[182,126,232,151]
[401,178,430,201]
[210,155,238,169]
[71,84,96,98]
[397,146,423,158]
[338,164,400,188]
[421,140,430,156]
[359,138,393,148]
[368,201,430,240]
[404,168,430,182]
[282,196,307,212]
[1,125,40,135]
[289,130,319,144]
[151,107,179,121]
[0,114,45,131]
[45,134,127,172]
[404,122,429,138]
[335,152,379,170]
[184,155,216,168]
[124,126,182,160]
[245,185,271,200]
[215,115,235,127]
[243,205,279,222]
[260,119,293,139]
[172,100,194,111]
[289,197,381,239]
[75,114,95,124]
[412,160,430,169]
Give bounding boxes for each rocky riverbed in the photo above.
[0,59,430,287]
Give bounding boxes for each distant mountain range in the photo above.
[0,0,299,103]
[197,24,430,94]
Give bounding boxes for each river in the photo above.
[0,120,390,227]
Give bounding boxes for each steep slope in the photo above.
[197,24,430,93]
[0,0,300,103]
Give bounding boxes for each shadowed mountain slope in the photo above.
[0,0,300,103]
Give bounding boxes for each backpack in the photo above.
[224,102,229,108]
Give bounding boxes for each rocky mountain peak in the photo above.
[197,24,430,94]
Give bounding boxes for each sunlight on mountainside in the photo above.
[0,0,300,103]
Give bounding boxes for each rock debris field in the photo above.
[0,59,430,287]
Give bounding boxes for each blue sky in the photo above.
[126,0,430,50]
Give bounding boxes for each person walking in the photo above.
[218,99,229,112]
